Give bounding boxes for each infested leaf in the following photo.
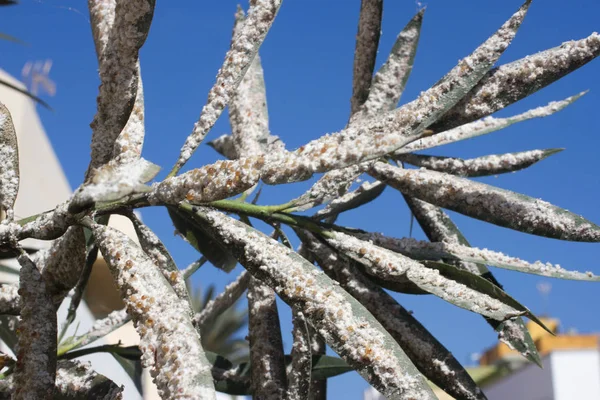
[0,102,19,218]
[70,158,160,212]
[370,162,600,242]
[398,148,563,177]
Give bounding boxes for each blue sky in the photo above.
[2,0,600,398]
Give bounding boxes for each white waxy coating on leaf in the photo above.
[287,307,312,400]
[198,208,435,399]
[326,231,519,320]
[92,224,216,399]
[433,32,600,131]
[291,166,362,212]
[72,309,130,349]
[352,8,424,121]
[399,148,558,177]
[88,0,154,172]
[0,103,19,219]
[14,254,57,400]
[247,277,287,399]
[360,233,600,281]
[350,0,383,115]
[314,180,385,220]
[399,93,583,154]
[112,63,145,164]
[0,284,19,315]
[173,0,283,172]
[36,226,87,307]
[303,234,485,400]
[72,158,160,211]
[369,161,600,242]
[55,360,123,399]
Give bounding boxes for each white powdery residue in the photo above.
[0,283,19,314]
[37,226,87,306]
[400,149,547,177]
[85,309,130,344]
[174,0,282,172]
[202,209,433,399]
[112,63,145,164]
[14,254,57,400]
[398,93,581,154]
[19,201,74,241]
[73,158,159,211]
[315,180,385,219]
[194,270,250,329]
[435,32,600,130]
[498,318,526,349]
[150,157,263,204]
[431,359,455,377]
[369,162,600,242]
[88,0,153,171]
[287,307,312,400]
[362,233,598,281]
[327,231,420,280]
[350,0,383,115]
[292,165,362,211]
[55,360,123,398]
[247,277,287,399]
[129,214,190,308]
[355,8,424,121]
[92,224,216,399]
[88,0,117,59]
[303,233,484,400]
[0,103,19,217]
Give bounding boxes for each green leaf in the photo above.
[168,206,237,272]
[370,162,600,242]
[398,148,563,177]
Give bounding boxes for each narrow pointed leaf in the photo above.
[128,211,191,308]
[0,102,19,218]
[168,206,237,272]
[91,224,216,398]
[398,93,584,154]
[403,196,541,365]
[291,166,361,212]
[171,0,283,174]
[398,148,563,177]
[354,8,424,120]
[431,33,600,132]
[325,230,527,321]
[302,233,486,400]
[359,232,600,281]
[370,162,600,242]
[350,0,383,115]
[314,180,386,220]
[58,309,130,355]
[261,0,531,185]
[15,253,57,400]
[190,207,436,399]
